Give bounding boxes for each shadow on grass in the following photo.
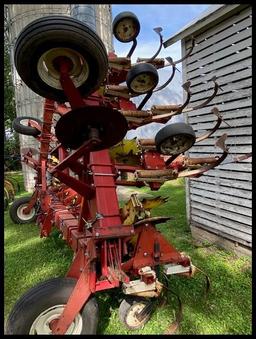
[163,247,252,334]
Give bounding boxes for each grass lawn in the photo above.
[4,172,252,334]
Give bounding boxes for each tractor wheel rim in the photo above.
[29,304,83,334]
[37,47,89,90]
[130,73,156,93]
[160,134,195,155]
[125,303,147,328]
[16,204,35,221]
[115,18,138,42]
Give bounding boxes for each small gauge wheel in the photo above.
[126,63,159,94]
[9,196,38,224]
[119,296,152,330]
[113,11,140,42]
[12,116,42,136]
[155,122,196,155]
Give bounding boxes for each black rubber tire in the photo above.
[5,277,99,334]
[9,196,37,224]
[126,63,159,94]
[12,116,42,136]
[155,122,196,155]
[118,296,151,330]
[14,15,108,101]
[4,191,9,211]
[113,11,140,42]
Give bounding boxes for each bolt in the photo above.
[131,229,134,234]
[143,252,148,256]
[95,232,100,237]
[145,223,148,227]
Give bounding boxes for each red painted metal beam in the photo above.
[53,170,95,199]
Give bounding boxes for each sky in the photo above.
[111,4,219,138]
[112,4,213,63]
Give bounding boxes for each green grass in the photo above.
[4,173,252,334]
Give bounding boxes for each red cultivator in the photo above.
[6,12,251,335]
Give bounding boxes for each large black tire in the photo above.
[4,189,9,211]
[9,196,37,224]
[113,11,140,42]
[5,278,99,334]
[155,122,196,155]
[126,63,159,94]
[12,116,42,136]
[14,15,108,101]
[119,296,151,330]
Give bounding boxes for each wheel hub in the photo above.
[29,305,83,334]
[116,18,138,42]
[126,303,148,328]
[130,73,157,93]
[37,47,89,90]
[17,204,35,221]
[159,134,195,155]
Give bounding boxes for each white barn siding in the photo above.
[181,5,252,253]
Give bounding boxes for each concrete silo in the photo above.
[71,4,113,52]
[5,4,113,191]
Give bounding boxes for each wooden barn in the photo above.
[163,4,252,256]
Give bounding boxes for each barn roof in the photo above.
[163,4,247,47]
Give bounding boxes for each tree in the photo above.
[4,10,21,170]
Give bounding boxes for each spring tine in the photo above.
[212,106,232,128]
[153,62,176,93]
[175,81,191,114]
[232,152,252,163]
[137,91,153,111]
[191,77,220,110]
[177,149,228,178]
[126,39,138,58]
[215,133,229,153]
[191,265,211,298]
[135,301,154,321]
[165,56,181,73]
[195,107,223,143]
[153,27,163,34]
[169,37,195,65]
[147,27,164,62]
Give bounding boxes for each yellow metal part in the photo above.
[141,196,169,210]
[121,193,148,225]
[109,138,140,165]
[121,194,169,225]
[50,155,59,164]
